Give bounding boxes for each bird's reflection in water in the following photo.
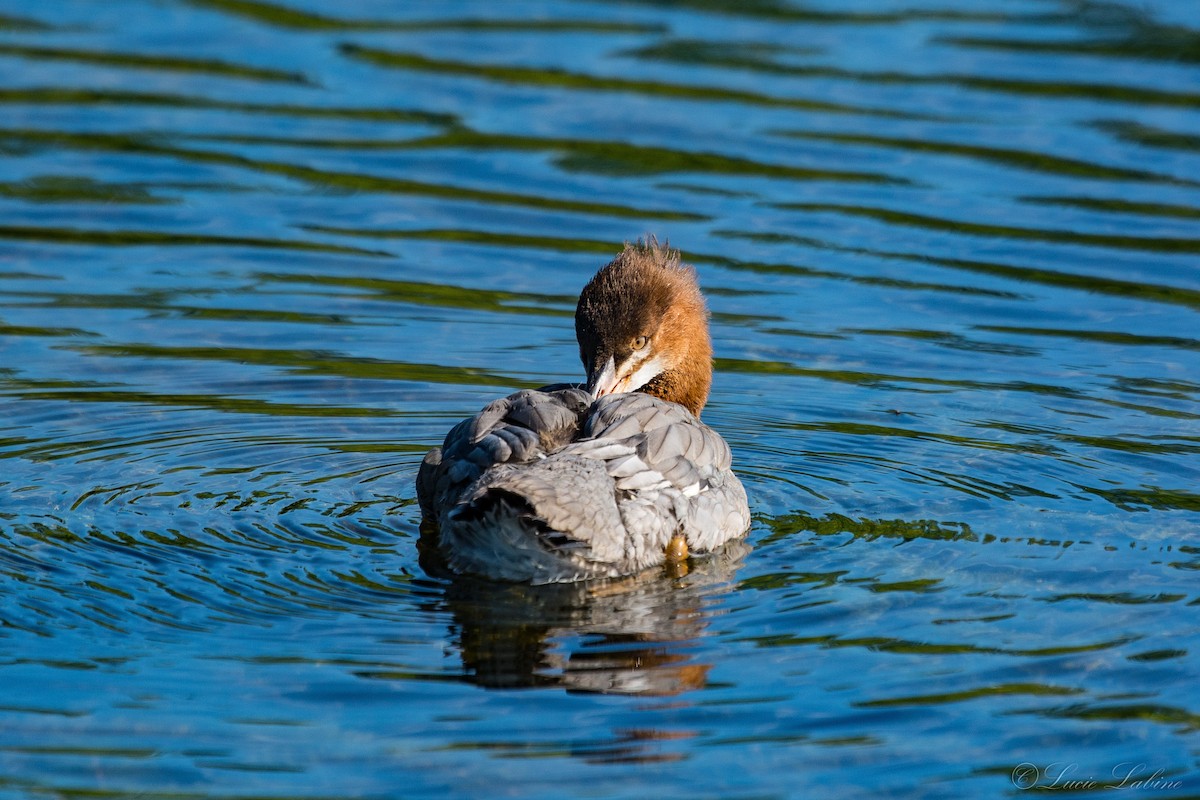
[421,524,749,695]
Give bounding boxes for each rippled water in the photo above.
[1,0,1198,797]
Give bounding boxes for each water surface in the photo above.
[0,0,1197,797]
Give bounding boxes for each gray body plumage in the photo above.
[417,387,751,583]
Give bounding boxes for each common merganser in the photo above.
[417,240,750,582]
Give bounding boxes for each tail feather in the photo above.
[452,489,592,554]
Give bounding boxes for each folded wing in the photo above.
[418,388,749,582]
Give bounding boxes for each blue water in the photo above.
[0,0,1198,797]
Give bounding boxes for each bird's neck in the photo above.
[641,324,712,417]
[641,369,709,417]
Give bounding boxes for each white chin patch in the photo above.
[623,354,665,393]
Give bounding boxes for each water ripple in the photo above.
[340,44,942,120]
[780,203,1200,254]
[0,0,1197,796]
[0,43,311,85]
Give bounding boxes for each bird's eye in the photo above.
[631,335,649,351]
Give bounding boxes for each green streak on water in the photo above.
[856,683,1082,708]
[1079,487,1200,513]
[739,570,848,590]
[880,73,1200,109]
[620,39,820,67]
[0,224,390,257]
[976,325,1200,353]
[759,512,980,545]
[68,343,543,389]
[1093,120,1200,153]
[310,225,1019,300]
[1127,650,1188,662]
[0,12,47,30]
[198,127,902,184]
[1045,592,1187,605]
[716,355,1074,402]
[258,271,575,317]
[2,288,363,329]
[777,419,1057,456]
[1020,195,1200,220]
[227,157,703,219]
[426,129,899,183]
[161,305,358,327]
[885,250,1200,310]
[0,323,94,338]
[0,128,697,220]
[719,262,1017,298]
[938,23,1200,64]
[975,420,1200,457]
[1112,377,1199,403]
[572,0,1017,24]
[629,39,1200,109]
[0,175,173,205]
[187,0,665,33]
[705,232,1018,298]
[0,378,387,418]
[780,130,1188,186]
[783,203,1200,253]
[719,355,1199,421]
[0,87,457,125]
[866,578,944,594]
[1041,703,1200,732]
[187,0,378,30]
[0,43,310,85]
[847,327,1036,357]
[303,226,619,257]
[0,704,88,718]
[743,632,1132,658]
[338,44,939,120]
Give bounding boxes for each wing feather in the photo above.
[417,387,590,516]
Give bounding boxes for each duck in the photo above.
[416,239,750,583]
